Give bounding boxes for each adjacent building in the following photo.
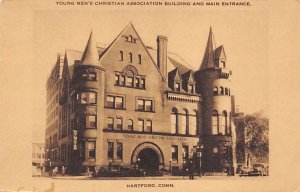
[45,23,239,174]
[32,143,45,167]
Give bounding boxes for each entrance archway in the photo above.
[131,142,164,171]
[137,148,160,171]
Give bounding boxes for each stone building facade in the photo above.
[45,23,238,174]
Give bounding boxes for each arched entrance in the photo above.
[137,148,160,171]
[131,142,164,172]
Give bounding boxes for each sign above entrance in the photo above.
[123,134,188,141]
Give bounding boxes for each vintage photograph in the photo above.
[31,9,269,181]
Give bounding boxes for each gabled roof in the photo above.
[168,68,182,82]
[147,48,195,75]
[214,45,226,60]
[182,70,195,83]
[199,27,216,70]
[81,31,99,66]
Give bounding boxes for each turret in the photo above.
[195,27,236,173]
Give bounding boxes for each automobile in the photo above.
[239,166,252,177]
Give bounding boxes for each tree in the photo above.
[244,111,269,163]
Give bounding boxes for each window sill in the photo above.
[114,84,145,90]
[104,106,126,110]
[135,110,155,113]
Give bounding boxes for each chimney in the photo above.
[157,35,168,81]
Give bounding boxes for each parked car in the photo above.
[239,166,252,176]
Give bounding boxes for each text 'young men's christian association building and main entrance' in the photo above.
[45,23,239,175]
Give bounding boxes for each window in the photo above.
[117,142,123,160]
[175,83,180,92]
[188,84,194,93]
[115,75,119,85]
[129,53,133,63]
[128,35,132,42]
[221,61,226,68]
[183,145,189,161]
[225,88,228,95]
[80,92,97,104]
[120,76,125,85]
[108,142,114,160]
[87,115,96,128]
[81,92,87,104]
[106,95,124,109]
[171,108,178,134]
[141,78,145,89]
[138,54,142,64]
[189,113,197,135]
[135,78,140,87]
[138,119,144,132]
[172,145,178,162]
[82,73,88,79]
[222,111,228,135]
[90,92,96,104]
[137,99,153,112]
[126,77,133,87]
[88,141,95,158]
[128,119,133,131]
[107,117,114,130]
[90,73,96,81]
[146,120,152,132]
[212,110,219,135]
[120,51,123,61]
[220,87,224,95]
[213,86,218,95]
[181,110,188,135]
[116,118,123,130]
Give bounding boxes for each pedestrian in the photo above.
[62,166,66,176]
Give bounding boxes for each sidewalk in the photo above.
[51,175,238,180]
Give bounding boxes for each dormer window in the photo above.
[175,83,180,92]
[127,35,136,43]
[221,61,226,68]
[188,84,194,93]
[128,35,133,42]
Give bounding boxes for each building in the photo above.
[32,143,45,167]
[45,23,238,175]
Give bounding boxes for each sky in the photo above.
[32,9,269,143]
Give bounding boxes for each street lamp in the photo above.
[169,159,172,173]
[137,158,140,170]
[197,144,204,177]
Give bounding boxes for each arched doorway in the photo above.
[131,142,164,171]
[137,148,160,172]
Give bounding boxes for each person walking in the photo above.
[62,166,66,176]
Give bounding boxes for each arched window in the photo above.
[213,86,218,95]
[220,87,224,95]
[129,53,133,63]
[221,111,227,135]
[171,108,178,134]
[120,51,123,61]
[212,110,219,135]
[225,88,228,95]
[181,109,188,135]
[138,54,142,64]
[128,119,133,131]
[190,110,197,135]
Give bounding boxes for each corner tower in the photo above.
[195,28,236,173]
[70,31,105,174]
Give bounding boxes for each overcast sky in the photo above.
[32,9,269,143]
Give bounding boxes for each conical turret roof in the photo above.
[81,31,99,65]
[199,27,216,70]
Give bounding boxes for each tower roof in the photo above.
[81,31,99,65]
[199,27,216,70]
[214,45,226,60]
